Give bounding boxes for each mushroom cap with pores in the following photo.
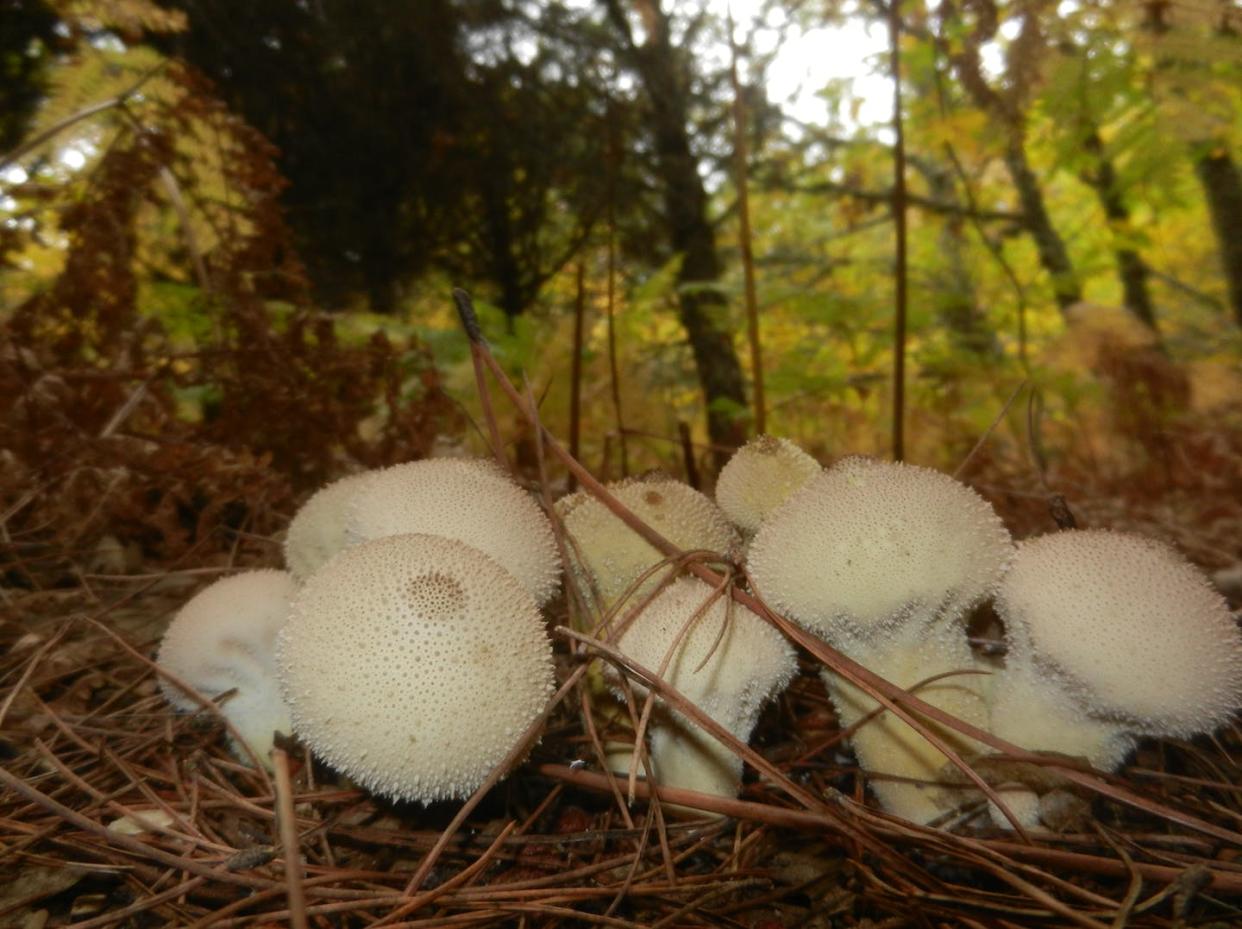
[346,458,561,606]
[157,569,297,764]
[277,533,556,804]
[747,457,1012,642]
[615,577,796,731]
[284,471,377,582]
[557,476,739,607]
[997,529,1242,737]
[715,436,820,534]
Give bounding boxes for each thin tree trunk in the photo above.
[1195,147,1242,328]
[889,0,908,462]
[727,10,765,436]
[610,0,749,464]
[604,97,628,476]
[568,262,585,491]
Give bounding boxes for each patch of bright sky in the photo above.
[2,139,98,191]
[60,148,88,170]
[707,0,893,129]
[979,16,1024,76]
[706,0,1017,132]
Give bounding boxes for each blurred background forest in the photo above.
[3,0,1241,584]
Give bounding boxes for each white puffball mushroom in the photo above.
[714,435,820,535]
[991,529,1242,773]
[558,476,739,609]
[276,533,556,804]
[748,456,1012,645]
[284,471,377,582]
[612,577,796,805]
[747,456,1013,824]
[157,569,297,767]
[345,458,561,606]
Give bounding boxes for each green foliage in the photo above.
[2,0,1241,498]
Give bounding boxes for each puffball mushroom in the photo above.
[714,435,820,535]
[747,456,1013,823]
[157,569,297,767]
[276,533,555,803]
[284,470,377,582]
[990,529,1242,776]
[346,458,561,606]
[558,476,739,609]
[612,577,796,804]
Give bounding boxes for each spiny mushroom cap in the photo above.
[557,476,739,606]
[613,577,796,733]
[284,471,377,582]
[997,529,1242,737]
[157,569,296,761]
[277,533,555,804]
[747,456,1013,643]
[715,436,821,535]
[345,458,561,606]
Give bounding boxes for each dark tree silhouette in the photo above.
[604,0,749,461]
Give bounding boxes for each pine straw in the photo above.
[5,315,1242,927]
[3,568,1242,929]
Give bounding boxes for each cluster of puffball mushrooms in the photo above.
[157,439,1242,830]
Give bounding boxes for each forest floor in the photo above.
[4,338,1242,929]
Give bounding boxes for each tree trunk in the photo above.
[1081,130,1158,331]
[1141,2,1242,327]
[939,0,1082,315]
[610,0,748,463]
[1195,147,1242,328]
[1001,135,1082,312]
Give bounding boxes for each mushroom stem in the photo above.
[988,663,1135,772]
[648,716,744,805]
[607,577,795,815]
[824,624,991,824]
[222,691,293,770]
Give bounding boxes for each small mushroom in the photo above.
[990,530,1242,780]
[346,458,561,606]
[747,456,1013,823]
[714,435,820,536]
[276,533,555,803]
[284,470,377,582]
[558,476,738,609]
[609,577,796,806]
[935,753,1091,832]
[157,569,297,767]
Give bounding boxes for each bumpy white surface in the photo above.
[158,569,296,765]
[284,471,377,582]
[346,458,561,606]
[747,457,1013,643]
[997,529,1242,738]
[558,477,738,608]
[614,577,796,800]
[715,436,821,535]
[277,534,555,804]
